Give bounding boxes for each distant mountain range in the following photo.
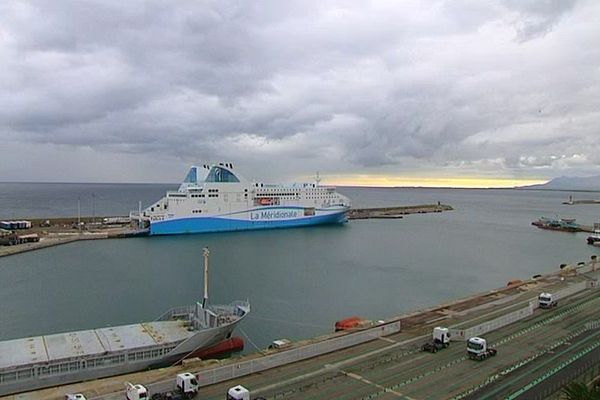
[522,175,600,191]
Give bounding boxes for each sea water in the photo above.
[0,184,598,350]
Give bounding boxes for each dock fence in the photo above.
[195,321,401,387]
[449,280,593,341]
[553,281,588,301]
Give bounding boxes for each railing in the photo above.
[194,321,401,388]
[155,305,196,321]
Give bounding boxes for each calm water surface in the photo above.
[0,184,599,350]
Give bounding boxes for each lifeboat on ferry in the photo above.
[335,316,370,332]
[258,198,272,206]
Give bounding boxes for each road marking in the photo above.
[379,336,397,343]
[340,370,413,398]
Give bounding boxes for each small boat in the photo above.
[588,231,600,245]
[335,316,372,331]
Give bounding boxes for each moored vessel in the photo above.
[131,163,351,235]
[588,232,600,245]
[0,248,250,396]
[531,217,580,232]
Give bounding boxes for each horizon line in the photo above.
[0,180,547,189]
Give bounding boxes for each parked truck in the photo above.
[150,372,199,400]
[421,327,450,353]
[538,292,558,309]
[467,337,497,360]
[227,386,250,400]
[126,382,148,400]
[226,385,266,400]
[65,395,87,400]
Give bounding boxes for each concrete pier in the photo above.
[348,204,453,219]
[0,206,452,258]
[0,216,141,258]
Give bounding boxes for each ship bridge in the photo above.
[205,165,243,183]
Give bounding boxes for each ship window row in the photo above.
[208,194,219,198]
[192,210,202,214]
[191,194,205,198]
[169,194,187,198]
[208,189,219,193]
[32,354,127,378]
[0,368,34,382]
[0,351,174,383]
[256,193,298,197]
[257,189,301,195]
[128,348,165,361]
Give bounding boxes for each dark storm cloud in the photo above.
[0,0,599,182]
[504,0,578,42]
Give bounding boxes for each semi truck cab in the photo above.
[433,327,450,344]
[538,292,558,308]
[467,337,497,360]
[467,337,485,356]
[177,372,199,397]
[125,382,148,400]
[227,385,250,400]
[421,327,451,352]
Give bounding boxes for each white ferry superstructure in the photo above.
[132,163,351,235]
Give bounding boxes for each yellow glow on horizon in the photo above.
[322,175,548,188]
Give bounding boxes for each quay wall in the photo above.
[194,321,401,387]
[450,278,595,341]
[553,281,589,300]
[457,306,534,341]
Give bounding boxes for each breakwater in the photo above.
[0,205,452,258]
[348,204,453,219]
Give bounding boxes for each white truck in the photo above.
[226,385,266,400]
[421,327,451,353]
[65,395,87,400]
[227,385,250,400]
[126,382,148,400]
[467,337,497,360]
[177,372,199,398]
[148,373,199,400]
[538,292,558,309]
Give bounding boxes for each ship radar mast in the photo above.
[316,171,321,187]
[202,247,209,308]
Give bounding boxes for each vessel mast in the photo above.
[202,247,209,307]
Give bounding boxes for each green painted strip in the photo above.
[450,326,594,400]
[362,294,600,400]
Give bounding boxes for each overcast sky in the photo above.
[1,0,599,186]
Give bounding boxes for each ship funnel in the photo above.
[202,247,209,308]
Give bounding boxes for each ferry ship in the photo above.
[132,163,351,235]
[0,249,250,396]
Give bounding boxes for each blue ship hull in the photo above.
[150,210,347,235]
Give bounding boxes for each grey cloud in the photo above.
[503,0,577,42]
[0,0,599,183]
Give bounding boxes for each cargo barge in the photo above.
[531,217,581,232]
[0,248,250,396]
